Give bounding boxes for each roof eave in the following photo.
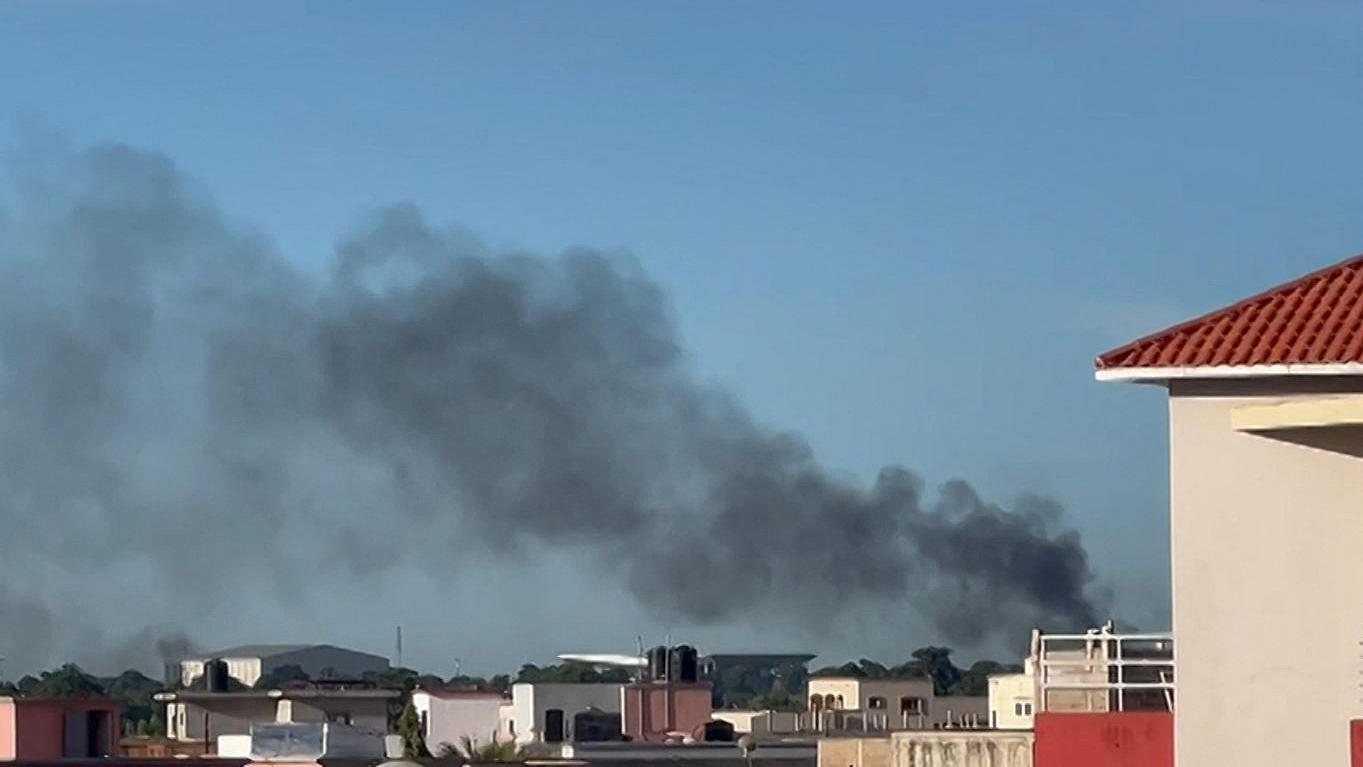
[1095,362,1363,383]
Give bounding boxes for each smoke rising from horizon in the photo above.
[0,136,1104,675]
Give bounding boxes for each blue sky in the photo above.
[3,0,1363,672]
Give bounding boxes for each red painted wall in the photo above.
[11,699,121,760]
[1350,719,1363,766]
[1034,712,1173,767]
[621,683,712,741]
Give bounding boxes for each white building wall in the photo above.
[411,692,505,754]
[1168,378,1363,767]
[987,673,1033,730]
[509,683,624,745]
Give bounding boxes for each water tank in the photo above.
[204,658,230,692]
[671,645,698,683]
[696,720,735,743]
[648,646,669,682]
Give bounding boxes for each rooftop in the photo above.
[1097,252,1363,380]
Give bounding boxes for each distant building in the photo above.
[0,696,121,760]
[177,644,389,688]
[410,689,505,755]
[804,677,987,732]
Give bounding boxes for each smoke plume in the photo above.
[0,136,1103,673]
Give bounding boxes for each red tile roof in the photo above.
[1096,253,1363,372]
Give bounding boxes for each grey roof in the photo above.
[702,653,817,664]
[198,644,320,659]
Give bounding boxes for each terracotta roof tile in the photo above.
[1096,253,1363,370]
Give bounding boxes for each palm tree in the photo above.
[435,735,524,764]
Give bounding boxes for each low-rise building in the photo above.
[0,696,121,760]
[158,687,397,747]
[410,688,505,755]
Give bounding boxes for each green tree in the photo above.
[949,660,1021,696]
[28,664,106,697]
[102,669,162,733]
[398,698,429,759]
[255,664,311,689]
[435,734,523,764]
[909,647,962,696]
[515,663,628,684]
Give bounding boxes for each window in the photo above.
[809,695,823,711]
[1014,703,1024,716]
[824,694,837,709]
[868,697,887,710]
[900,697,924,715]
[835,695,845,709]
[1013,702,1033,717]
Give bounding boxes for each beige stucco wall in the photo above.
[1168,377,1363,766]
[808,679,861,710]
[987,673,1033,729]
[891,729,1033,767]
[818,737,892,767]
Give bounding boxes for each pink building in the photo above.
[621,682,712,742]
[0,697,121,761]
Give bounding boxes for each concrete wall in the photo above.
[171,699,278,742]
[988,674,1034,730]
[412,691,504,754]
[890,729,1032,767]
[818,737,892,767]
[1168,377,1363,766]
[711,710,800,735]
[1033,712,1170,767]
[510,683,624,745]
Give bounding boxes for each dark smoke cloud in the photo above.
[0,135,1104,673]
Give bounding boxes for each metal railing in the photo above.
[1036,628,1174,713]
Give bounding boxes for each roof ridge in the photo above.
[1096,251,1363,370]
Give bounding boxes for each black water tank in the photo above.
[204,658,230,692]
[648,646,669,682]
[697,719,735,742]
[672,645,698,683]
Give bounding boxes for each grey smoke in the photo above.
[0,136,1103,674]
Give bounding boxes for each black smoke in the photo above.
[0,136,1103,673]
